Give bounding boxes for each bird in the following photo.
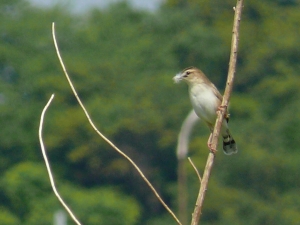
[173,66,238,155]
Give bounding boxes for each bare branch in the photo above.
[190,0,244,224]
[51,23,182,225]
[39,94,82,225]
[188,157,202,184]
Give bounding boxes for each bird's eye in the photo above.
[183,71,190,77]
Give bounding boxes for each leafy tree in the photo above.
[1,0,300,224]
[0,162,140,225]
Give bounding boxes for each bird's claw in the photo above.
[217,104,228,112]
[207,143,217,154]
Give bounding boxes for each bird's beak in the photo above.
[173,72,183,83]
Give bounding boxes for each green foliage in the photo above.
[1,162,50,219]
[25,186,140,225]
[0,162,140,225]
[0,208,20,225]
[1,0,300,224]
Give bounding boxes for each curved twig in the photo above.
[39,94,82,225]
[52,23,182,225]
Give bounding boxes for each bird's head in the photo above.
[173,67,204,85]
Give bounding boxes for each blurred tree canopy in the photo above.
[0,0,300,224]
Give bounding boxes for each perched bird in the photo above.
[173,66,238,155]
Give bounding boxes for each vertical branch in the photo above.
[190,1,244,224]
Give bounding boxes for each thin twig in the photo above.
[188,157,202,183]
[39,94,82,225]
[190,1,244,224]
[52,23,182,225]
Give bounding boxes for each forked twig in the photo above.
[39,94,82,225]
[190,0,244,224]
[52,23,182,225]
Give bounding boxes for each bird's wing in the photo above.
[210,83,230,123]
[210,83,223,102]
[198,69,231,122]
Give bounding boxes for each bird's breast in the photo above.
[189,84,219,124]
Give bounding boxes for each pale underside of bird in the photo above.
[173,66,238,155]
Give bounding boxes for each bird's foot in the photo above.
[207,143,217,154]
[216,104,228,112]
[207,134,217,154]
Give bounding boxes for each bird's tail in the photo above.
[222,134,238,155]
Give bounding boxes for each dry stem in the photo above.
[52,23,181,225]
[39,94,82,225]
[188,157,202,183]
[190,0,244,224]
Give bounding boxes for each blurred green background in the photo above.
[1,0,300,224]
